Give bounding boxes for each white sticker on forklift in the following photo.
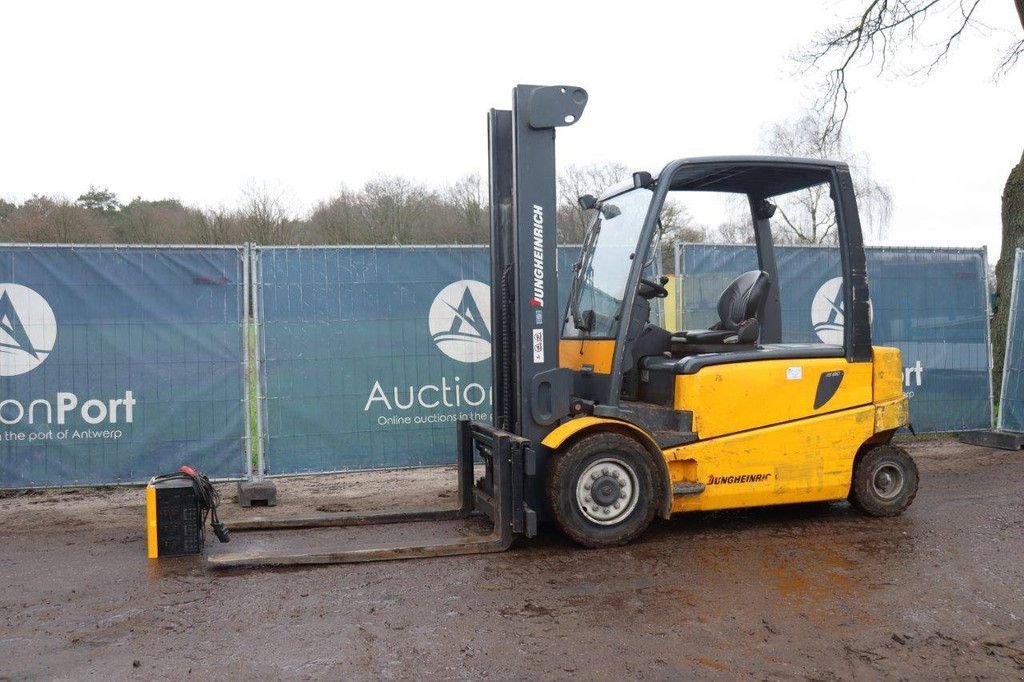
[533,329,544,363]
[786,366,802,380]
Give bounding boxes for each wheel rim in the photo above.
[575,457,640,526]
[870,462,905,500]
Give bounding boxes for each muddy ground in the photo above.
[1,437,1023,680]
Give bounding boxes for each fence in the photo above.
[999,249,1024,433]
[0,245,249,487]
[0,241,1001,487]
[252,246,580,475]
[677,243,993,432]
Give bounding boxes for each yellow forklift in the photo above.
[209,84,916,567]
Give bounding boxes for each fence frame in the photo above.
[250,243,268,480]
[0,241,252,488]
[248,243,500,479]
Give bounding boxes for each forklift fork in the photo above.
[206,420,536,568]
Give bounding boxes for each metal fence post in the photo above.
[251,243,268,481]
[241,243,254,480]
[981,245,995,429]
[674,240,684,329]
[234,243,277,506]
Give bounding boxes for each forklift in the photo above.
[209,84,916,567]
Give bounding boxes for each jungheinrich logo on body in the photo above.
[530,204,545,308]
[707,473,772,485]
[0,283,57,377]
[428,280,492,363]
[811,277,846,345]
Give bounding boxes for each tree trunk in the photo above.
[992,148,1024,404]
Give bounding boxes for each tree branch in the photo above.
[997,36,1024,75]
[796,0,1020,137]
[774,204,812,242]
[917,0,984,74]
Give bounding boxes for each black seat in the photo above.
[671,270,770,354]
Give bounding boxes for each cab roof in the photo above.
[599,156,848,201]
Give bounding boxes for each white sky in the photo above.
[1,1,1021,257]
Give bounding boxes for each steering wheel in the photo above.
[638,277,669,299]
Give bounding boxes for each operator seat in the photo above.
[671,270,770,355]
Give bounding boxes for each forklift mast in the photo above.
[488,86,587,449]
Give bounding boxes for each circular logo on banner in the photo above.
[0,283,57,377]
[429,280,492,363]
[811,276,873,344]
[811,277,845,344]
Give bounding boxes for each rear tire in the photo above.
[545,432,661,548]
[849,444,919,517]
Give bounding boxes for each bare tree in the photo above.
[712,219,758,245]
[762,112,892,245]
[0,199,16,237]
[556,162,707,272]
[188,206,237,244]
[240,183,293,244]
[557,162,629,242]
[443,174,487,244]
[797,0,1023,398]
[13,195,99,243]
[309,188,362,244]
[360,175,437,245]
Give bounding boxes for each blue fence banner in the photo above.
[255,246,578,474]
[0,245,248,487]
[679,243,992,433]
[999,249,1024,433]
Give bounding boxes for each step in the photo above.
[672,481,706,497]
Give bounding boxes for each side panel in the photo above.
[875,397,909,433]
[665,406,875,512]
[872,345,904,403]
[675,358,873,439]
[558,339,615,374]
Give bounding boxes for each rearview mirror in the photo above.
[632,171,653,188]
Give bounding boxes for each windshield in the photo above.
[564,187,654,338]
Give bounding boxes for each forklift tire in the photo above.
[546,432,661,548]
[849,444,919,517]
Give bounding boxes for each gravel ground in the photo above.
[1,437,1023,680]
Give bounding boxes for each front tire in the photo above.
[545,432,661,548]
[849,444,919,517]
